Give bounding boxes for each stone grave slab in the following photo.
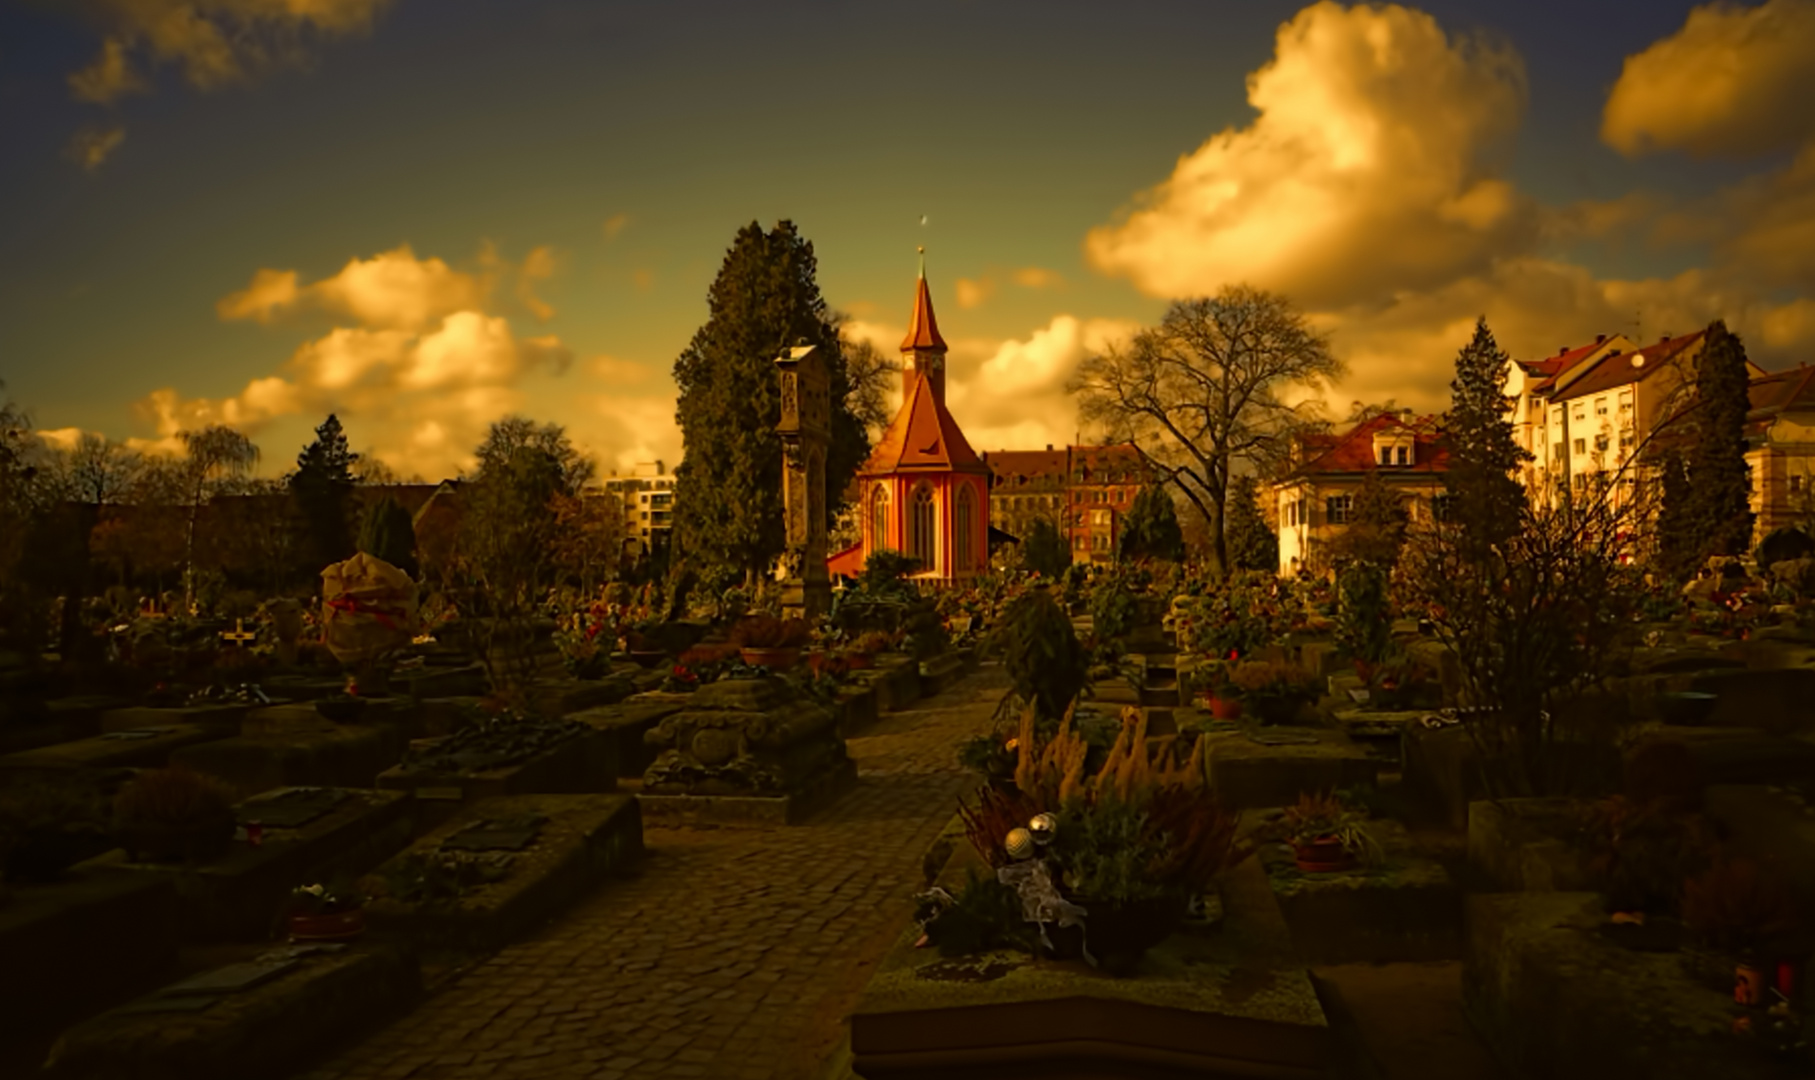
[0,866,178,1044]
[101,703,258,735]
[376,722,613,835]
[835,682,880,737]
[1704,783,1815,912]
[1464,892,1805,1080]
[850,853,1332,1080]
[397,662,487,699]
[0,723,226,774]
[1201,726,1379,810]
[916,652,965,697]
[87,787,413,941]
[1256,817,1460,963]
[1466,797,1596,893]
[1330,708,1428,760]
[1681,667,1815,733]
[169,721,405,801]
[361,793,641,958]
[568,700,687,779]
[852,655,920,713]
[258,674,353,702]
[527,674,636,717]
[42,944,419,1080]
[1627,726,1815,792]
[1401,722,1621,830]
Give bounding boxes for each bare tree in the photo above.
[177,426,260,615]
[352,452,400,486]
[1068,285,1345,577]
[837,334,900,439]
[51,433,143,506]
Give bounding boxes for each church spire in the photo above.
[900,247,948,353]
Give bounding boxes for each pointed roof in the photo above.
[900,268,947,352]
[861,366,988,475]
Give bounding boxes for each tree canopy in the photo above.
[1443,318,1530,558]
[1116,484,1184,563]
[671,220,870,585]
[1328,469,1409,570]
[1224,473,1279,573]
[290,414,359,570]
[1683,321,1755,561]
[1069,285,1343,578]
[1022,516,1071,579]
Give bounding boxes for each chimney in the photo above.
[1595,334,1607,344]
[1558,346,1568,356]
[1046,444,1053,451]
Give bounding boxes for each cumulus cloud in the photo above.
[137,243,578,480]
[1602,0,1815,159]
[1012,267,1065,290]
[63,0,392,168]
[942,315,1143,451]
[954,277,996,310]
[1087,1,1533,310]
[67,126,126,170]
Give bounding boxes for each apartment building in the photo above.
[599,460,675,556]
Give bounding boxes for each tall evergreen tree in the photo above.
[1224,474,1280,573]
[357,496,418,577]
[1684,321,1755,560]
[1116,484,1185,563]
[1653,446,1696,580]
[290,415,359,571]
[671,221,869,585]
[1443,318,1530,556]
[1022,516,1071,579]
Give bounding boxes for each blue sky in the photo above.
[2,0,1811,479]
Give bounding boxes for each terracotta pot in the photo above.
[1205,694,1243,721]
[1291,837,1355,873]
[740,647,801,672]
[288,908,366,942]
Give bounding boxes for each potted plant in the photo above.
[730,614,813,671]
[1200,662,1244,720]
[1229,659,1321,725]
[1367,652,1436,711]
[1279,791,1382,873]
[1681,853,1803,996]
[285,882,367,942]
[112,768,238,864]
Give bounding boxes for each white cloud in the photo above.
[954,278,996,310]
[945,315,1143,451]
[1086,1,1533,310]
[1602,0,1815,159]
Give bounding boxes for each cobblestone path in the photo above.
[303,665,1008,1080]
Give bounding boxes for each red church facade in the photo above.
[829,258,991,582]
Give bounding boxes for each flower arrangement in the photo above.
[1274,791,1383,869]
[1226,659,1321,723]
[287,882,364,917]
[729,614,814,650]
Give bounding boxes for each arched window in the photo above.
[869,484,891,552]
[954,484,975,573]
[909,483,936,569]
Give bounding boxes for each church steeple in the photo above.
[900,247,948,401]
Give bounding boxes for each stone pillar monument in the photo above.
[776,344,831,619]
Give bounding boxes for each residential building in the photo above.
[1270,411,1451,576]
[1743,365,1815,540]
[980,446,1068,568]
[828,257,992,582]
[977,443,1155,566]
[600,461,674,557]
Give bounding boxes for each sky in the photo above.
[2,0,1814,481]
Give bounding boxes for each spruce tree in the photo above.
[672,221,869,584]
[1224,474,1280,573]
[1116,485,1185,563]
[1444,318,1530,556]
[1684,321,1755,560]
[290,414,359,570]
[1022,516,1071,579]
[1653,447,1696,580]
[357,496,418,577]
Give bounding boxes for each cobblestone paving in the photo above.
[301,666,1008,1080]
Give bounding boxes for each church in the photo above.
[827,254,991,582]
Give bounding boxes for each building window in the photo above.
[909,484,936,567]
[1073,535,1086,551]
[1595,398,1608,416]
[1595,434,1609,452]
[1620,399,1632,413]
[1396,445,1409,466]
[1553,443,1564,462]
[1573,438,1586,455]
[954,485,975,573]
[869,484,891,551]
[1326,495,1352,525]
[1792,476,1806,494]
[1379,447,1392,466]
[1431,494,1455,521]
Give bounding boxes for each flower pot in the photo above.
[740,647,801,672]
[1068,892,1190,975]
[288,907,366,942]
[1206,694,1243,720]
[629,650,668,669]
[1291,837,1355,873]
[117,813,236,864]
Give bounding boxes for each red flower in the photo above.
[1227,648,1240,661]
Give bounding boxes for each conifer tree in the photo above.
[290,414,359,570]
[1653,446,1696,580]
[1330,468,1409,570]
[357,496,418,577]
[1224,474,1280,573]
[1443,318,1530,557]
[671,221,869,585]
[1022,516,1071,579]
[1116,484,1185,563]
[1683,321,1755,560]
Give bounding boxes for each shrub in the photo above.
[992,589,1088,721]
[112,768,235,826]
[729,614,813,649]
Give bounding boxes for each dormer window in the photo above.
[1396,446,1409,466]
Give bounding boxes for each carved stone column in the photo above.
[775,345,831,618]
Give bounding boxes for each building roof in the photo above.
[1743,364,1815,439]
[1288,414,1451,477]
[1070,443,1147,484]
[826,543,866,578]
[981,448,1069,486]
[1549,330,1709,403]
[1521,335,1615,390]
[900,273,947,352]
[861,346,988,475]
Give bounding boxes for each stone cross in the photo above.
[775,344,831,618]
[220,619,257,648]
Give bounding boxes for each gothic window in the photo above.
[869,484,891,551]
[909,483,936,567]
[954,485,975,572]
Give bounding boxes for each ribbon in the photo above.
[325,595,402,631]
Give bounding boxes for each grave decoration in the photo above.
[397,714,591,776]
[1225,659,1321,725]
[112,767,238,863]
[1680,853,1805,1000]
[368,846,517,905]
[935,704,1243,974]
[1260,790,1385,873]
[729,614,813,671]
[285,881,367,942]
[320,552,418,691]
[641,675,848,801]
